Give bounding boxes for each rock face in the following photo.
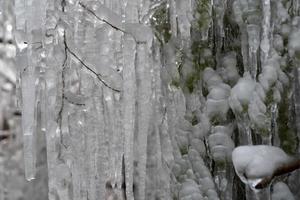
[0,0,299,200]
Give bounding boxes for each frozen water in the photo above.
[0,0,299,200]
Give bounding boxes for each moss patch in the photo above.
[185,74,198,93]
[171,79,180,88]
[277,90,298,155]
[195,0,212,32]
[179,145,190,155]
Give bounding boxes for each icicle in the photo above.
[21,66,37,181]
[294,66,300,153]
[208,125,234,200]
[232,0,249,73]
[269,103,278,145]
[168,0,177,38]
[176,0,192,43]
[260,0,271,64]
[213,0,227,61]
[122,1,138,199]
[20,0,47,182]
[36,68,47,133]
[22,42,37,182]
[68,109,89,200]
[134,43,153,200]
[247,24,260,79]
[195,0,212,40]
[292,0,300,16]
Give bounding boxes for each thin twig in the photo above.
[65,46,121,92]
[78,2,126,33]
[78,1,148,44]
[56,31,68,149]
[63,96,85,106]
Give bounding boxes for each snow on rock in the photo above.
[232,145,292,186]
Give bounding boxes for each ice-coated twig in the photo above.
[56,32,68,149]
[255,159,300,189]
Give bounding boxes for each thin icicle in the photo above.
[134,43,153,200]
[122,1,138,199]
[247,24,260,79]
[36,70,47,132]
[168,0,177,38]
[260,0,271,64]
[22,67,37,181]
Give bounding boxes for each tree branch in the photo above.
[255,159,300,189]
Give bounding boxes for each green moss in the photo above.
[195,0,211,32]
[264,89,274,105]
[150,3,171,43]
[264,83,277,105]
[258,126,269,137]
[179,145,189,155]
[242,104,248,113]
[191,115,199,125]
[171,79,180,88]
[191,41,214,72]
[284,58,294,73]
[226,109,235,122]
[277,90,298,155]
[185,74,198,93]
[188,41,213,93]
[202,86,209,97]
[214,160,226,169]
[177,0,214,94]
[210,115,223,126]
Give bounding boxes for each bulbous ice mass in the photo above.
[232,145,292,184]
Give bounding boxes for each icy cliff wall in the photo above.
[0,0,299,199]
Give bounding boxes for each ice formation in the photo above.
[0,0,299,200]
[232,145,292,186]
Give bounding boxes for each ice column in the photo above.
[20,0,46,181]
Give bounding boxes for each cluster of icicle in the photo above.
[5,0,300,200]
